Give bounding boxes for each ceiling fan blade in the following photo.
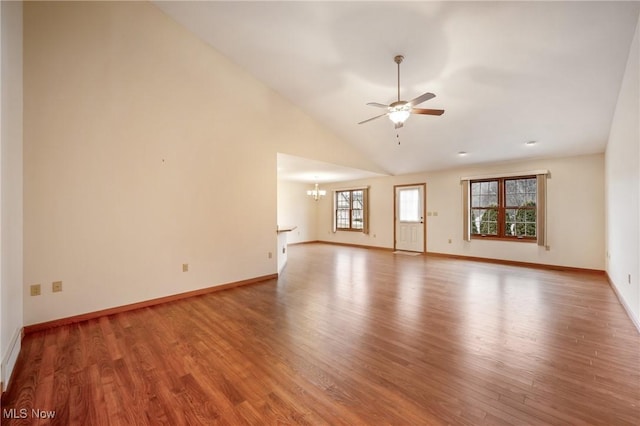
[366,102,390,109]
[411,108,445,116]
[408,92,436,106]
[358,113,388,125]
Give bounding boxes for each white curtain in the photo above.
[332,190,337,233]
[363,188,370,235]
[536,173,547,246]
[461,180,471,241]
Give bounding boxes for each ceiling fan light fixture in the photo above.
[388,104,411,124]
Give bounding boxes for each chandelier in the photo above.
[306,183,326,201]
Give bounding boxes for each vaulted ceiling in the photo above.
[155,1,640,180]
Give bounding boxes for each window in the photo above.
[398,188,421,222]
[336,189,365,231]
[470,176,537,240]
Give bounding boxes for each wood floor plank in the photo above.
[3,243,639,425]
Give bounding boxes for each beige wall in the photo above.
[19,0,633,329]
[1,0,23,390]
[23,1,380,325]
[317,154,605,270]
[277,180,318,244]
[605,15,639,326]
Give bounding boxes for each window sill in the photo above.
[471,236,536,243]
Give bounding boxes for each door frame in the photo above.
[393,183,427,253]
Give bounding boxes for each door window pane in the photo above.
[399,189,420,221]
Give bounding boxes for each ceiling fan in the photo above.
[358,55,444,129]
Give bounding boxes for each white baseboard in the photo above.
[1,327,22,393]
[606,272,640,334]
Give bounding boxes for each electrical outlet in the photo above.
[182,263,188,272]
[433,211,438,217]
[448,239,452,244]
[30,284,41,296]
[545,245,551,251]
[282,247,286,254]
[52,281,62,293]
[268,252,272,259]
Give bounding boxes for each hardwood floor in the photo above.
[3,243,639,425]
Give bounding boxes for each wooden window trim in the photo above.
[335,189,365,232]
[470,175,537,240]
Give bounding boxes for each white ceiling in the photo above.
[154,1,640,181]
[277,153,388,183]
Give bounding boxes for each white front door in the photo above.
[395,185,425,252]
